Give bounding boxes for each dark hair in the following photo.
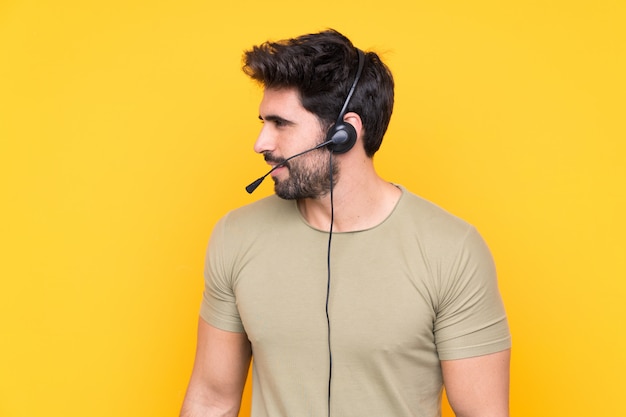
[242,29,394,157]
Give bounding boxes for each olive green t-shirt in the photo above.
[201,186,511,417]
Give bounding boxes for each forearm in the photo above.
[180,404,240,417]
[180,399,240,417]
[180,384,242,417]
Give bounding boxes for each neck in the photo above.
[297,162,401,232]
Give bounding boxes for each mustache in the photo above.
[264,153,290,168]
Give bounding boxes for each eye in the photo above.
[259,115,292,128]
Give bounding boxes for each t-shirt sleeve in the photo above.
[199,215,246,333]
[433,226,511,360]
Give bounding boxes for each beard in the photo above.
[267,147,339,200]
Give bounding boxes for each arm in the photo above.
[441,349,511,417]
[180,318,252,417]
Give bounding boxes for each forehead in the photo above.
[259,87,307,119]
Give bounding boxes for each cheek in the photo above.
[301,152,331,173]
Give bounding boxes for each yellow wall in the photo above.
[1,1,624,416]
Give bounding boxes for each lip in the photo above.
[268,159,288,170]
[270,164,286,176]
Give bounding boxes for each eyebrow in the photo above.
[258,114,295,125]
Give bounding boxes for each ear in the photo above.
[343,112,363,139]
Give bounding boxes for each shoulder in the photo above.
[225,194,293,220]
[395,186,475,241]
[391,186,494,270]
[212,195,300,240]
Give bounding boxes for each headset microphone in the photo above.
[245,138,335,194]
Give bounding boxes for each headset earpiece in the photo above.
[326,121,357,154]
[325,49,365,155]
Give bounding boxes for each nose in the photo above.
[253,123,275,155]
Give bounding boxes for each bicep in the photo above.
[182,317,251,415]
[441,349,511,417]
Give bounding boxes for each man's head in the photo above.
[243,29,395,158]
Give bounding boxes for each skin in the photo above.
[180,87,510,417]
[442,349,511,417]
[180,320,251,417]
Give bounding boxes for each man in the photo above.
[181,29,511,417]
